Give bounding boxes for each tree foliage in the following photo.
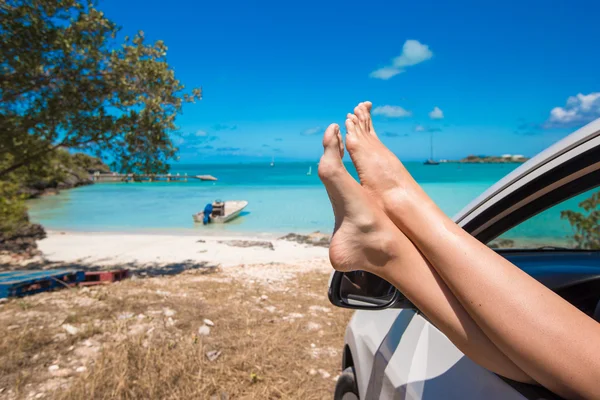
[0,0,201,177]
[561,191,600,250]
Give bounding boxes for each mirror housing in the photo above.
[328,270,415,310]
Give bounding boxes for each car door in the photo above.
[339,117,600,399]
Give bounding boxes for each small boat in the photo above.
[193,200,248,224]
[270,156,275,167]
[306,166,312,176]
[424,159,440,165]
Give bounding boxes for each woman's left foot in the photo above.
[318,123,402,275]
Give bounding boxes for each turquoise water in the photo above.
[27,162,521,235]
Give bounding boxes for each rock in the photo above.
[318,369,331,379]
[198,325,211,336]
[203,318,214,327]
[50,368,71,377]
[166,318,176,328]
[61,324,79,335]
[35,393,44,399]
[309,305,331,313]
[264,306,276,313]
[163,308,176,317]
[218,240,274,250]
[310,343,316,348]
[0,221,46,255]
[79,287,90,294]
[308,368,317,376]
[0,298,7,304]
[82,339,97,348]
[332,375,340,382]
[7,325,18,330]
[278,232,330,248]
[206,350,222,362]
[48,365,59,372]
[75,366,87,373]
[282,313,304,321]
[259,295,269,301]
[306,322,321,331]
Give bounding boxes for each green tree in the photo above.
[1,0,201,177]
[561,191,600,250]
[0,0,201,247]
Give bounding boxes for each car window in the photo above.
[488,187,600,250]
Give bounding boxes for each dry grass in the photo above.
[0,265,352,399]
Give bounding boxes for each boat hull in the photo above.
[193,200,248,224]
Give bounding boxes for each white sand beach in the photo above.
[36,230,330,270]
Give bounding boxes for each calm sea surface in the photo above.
[26,162,584,241]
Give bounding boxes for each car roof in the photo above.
[454,117,600,227]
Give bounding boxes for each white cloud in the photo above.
[393,40,433,67]
[195,130,208,137]
[369,67,403,80]
[302,126,322,136]
[372,105,412,118]
[370,40,433,80]
[548,92,600,126]
[429,106,444,119]
[415,125,425,132]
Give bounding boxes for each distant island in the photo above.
[443,154,529,164]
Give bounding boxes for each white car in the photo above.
[329,118,600,400]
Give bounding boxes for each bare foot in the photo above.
[345,102,429,213]
[318,123,402,275]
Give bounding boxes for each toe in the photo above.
[319,124,344,181]
[354,105,367,131]
[336,129,345,158]
[345,117,356,136]
[322,123,342,158]
[345,118,359,152]
[348,113,360,132]
[364,102,377,136]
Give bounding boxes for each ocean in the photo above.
[25,162,586,244]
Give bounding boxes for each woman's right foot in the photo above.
[318,123,403,276]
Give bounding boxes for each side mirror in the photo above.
[328,270,414,310]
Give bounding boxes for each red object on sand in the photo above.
[80,270,130,286]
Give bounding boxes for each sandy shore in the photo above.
[35,231,330,269]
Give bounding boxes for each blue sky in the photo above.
[99,0,600,163]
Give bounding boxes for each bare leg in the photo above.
[318,123,532,384]
[345,102,600,399]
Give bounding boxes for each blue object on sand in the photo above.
[203,203,213,225]
[0,269,85,299]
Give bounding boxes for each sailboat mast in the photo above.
[430,131,434,160]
